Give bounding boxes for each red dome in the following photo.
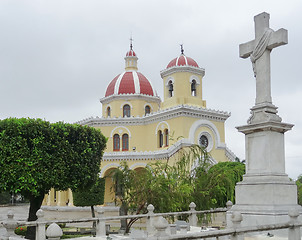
[126,49,136,57]
[166,55,199,69]
[105,71,156,97]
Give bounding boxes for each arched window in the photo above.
[158,130,163,148]
[113,134,120,151]
[191,80,197,96]
[122,134,129,151]
[168,80,174,97]
[107,106,111,117]
[164,129,169,147]
[123,104,130,117]
[145,105,151,115]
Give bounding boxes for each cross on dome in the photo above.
[180,44,184,55]
[130,35,134,50]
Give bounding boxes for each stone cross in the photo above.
[239,12,288,105]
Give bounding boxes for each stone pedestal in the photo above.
[227,105,301,233]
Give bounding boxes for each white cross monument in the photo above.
[227,12,301,234]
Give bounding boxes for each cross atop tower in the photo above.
[180,44,184,55]
[130,35,134,50]
[239,12,288,106]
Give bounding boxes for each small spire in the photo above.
[180,44,184,55]
[130,35,134,50]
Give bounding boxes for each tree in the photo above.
[110,145,210,233]
[0,192,11,204]
[73,178,105,232]
[192,161,245,210]
[0,118,107,239]
[296,175,302,205]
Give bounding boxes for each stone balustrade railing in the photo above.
[0,201,301,240]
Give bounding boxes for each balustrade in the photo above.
[0,202,301,240]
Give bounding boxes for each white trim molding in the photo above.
[120,101,133,110]
[143,103,154,112]
[198,131,214,152]
[110,126,131,138]
[160,66,205,78]
[188,119,226,149]
[129,162,147,170]
[76,105,230,127]
[100,94,161,105]
[100,163,120,177]
[165,76,175,86]
[155,121,170,135]
[189,75,201,85]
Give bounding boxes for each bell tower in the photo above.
[160,46,206,109]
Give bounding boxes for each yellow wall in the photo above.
[162,72,206,109]
[102,98,160,118]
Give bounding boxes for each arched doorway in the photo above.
[103,168,117,205]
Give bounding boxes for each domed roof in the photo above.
[105,71,156,97]
[104,43,158,98]
[166,54,199,69]
[166,45,199,69]
[126,49,136,57]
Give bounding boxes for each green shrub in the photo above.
[15,226,27,236]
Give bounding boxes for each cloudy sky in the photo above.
[0,1,301,179]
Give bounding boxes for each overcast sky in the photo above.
[0,0,301,179]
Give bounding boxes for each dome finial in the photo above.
[180,44,184,55]
[130,34,134,50]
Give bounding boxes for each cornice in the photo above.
[160,66,205,78]
[102,139,192,161]
[236,121,294,134]
[100,93,161,104]
[102,138,236,163]
[75,104,231,127]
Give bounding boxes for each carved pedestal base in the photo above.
[227,113,301,236]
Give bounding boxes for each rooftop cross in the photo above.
[239,12,288,105]
[180,44,184,55]
[130,35,134,50]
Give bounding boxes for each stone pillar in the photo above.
[46,223,63,240]
[95,209,106,237]
[188,202,197,227]
[230,212,243,240]
[67,189,73,206]
[288,209,301,240]
[46,192,51,206]
[2,211,18,239]
[153,217,169,238]
[36,209,46,240]
[227,114,301,230]
[57,191,62,206]
[146,204,155,235]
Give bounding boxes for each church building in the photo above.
[43,43,236,206]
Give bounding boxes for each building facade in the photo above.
[43,44,235,206]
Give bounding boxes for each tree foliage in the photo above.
[73,178,105,207]
[192,161,245,210]
[110,145,245,233]
[296,175,302,205]
[0,192,11,204]
[0,118,107,239]
[73,178,105,234]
